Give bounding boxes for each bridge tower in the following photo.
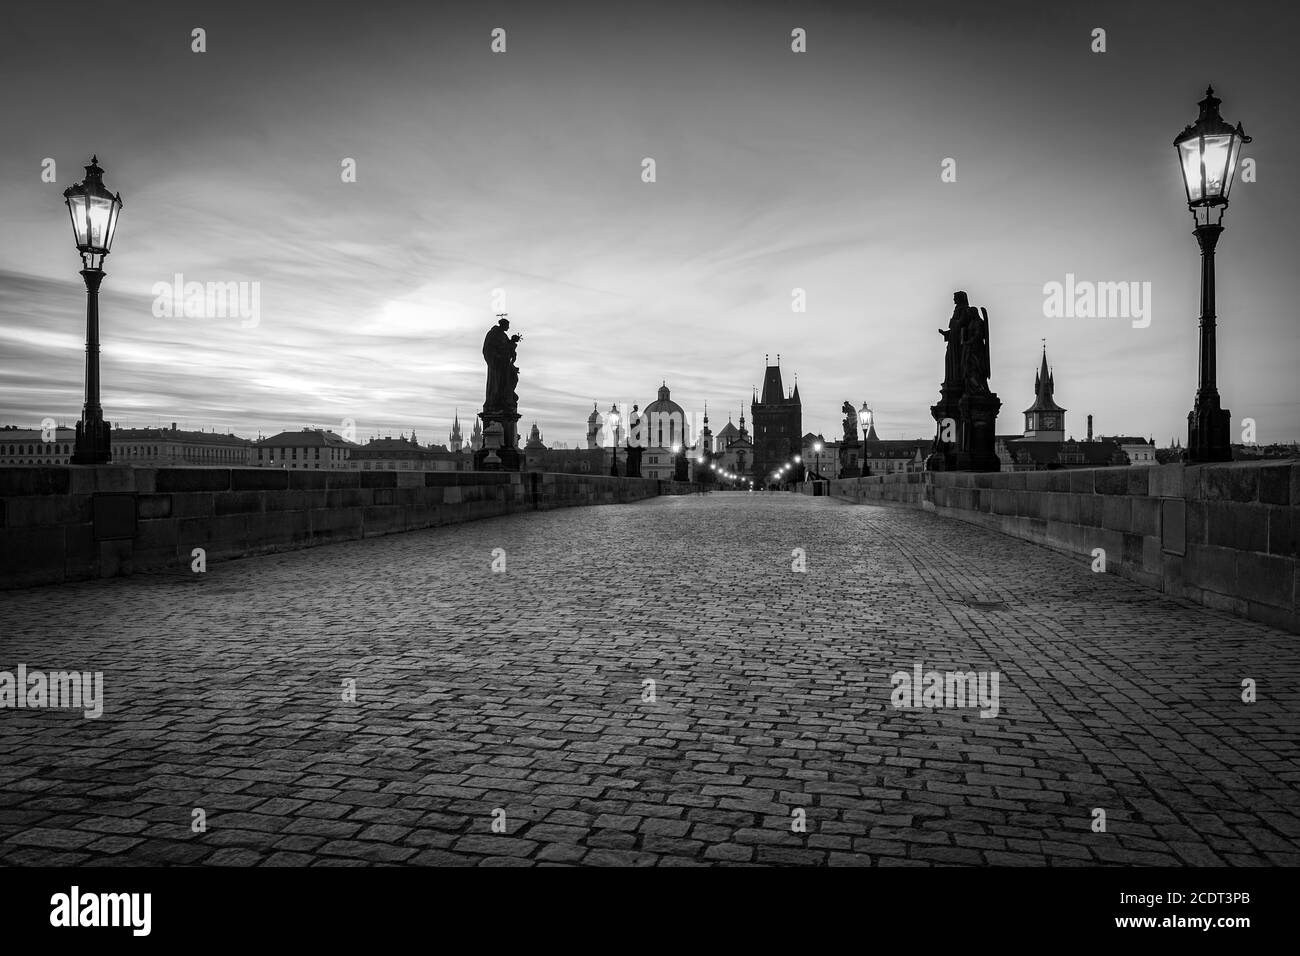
[750,355,801,484]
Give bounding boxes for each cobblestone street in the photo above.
[2,492,1297,867]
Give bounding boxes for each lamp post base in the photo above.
[1187,393,1232,463]
[71,409,112,465]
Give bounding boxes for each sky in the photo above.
[1,0,1296,447]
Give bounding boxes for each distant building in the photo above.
[348,433,464,471]
[1112,436,1158,466]
[639,382,689,481]
[115,424,253,466]
[996,348,1138,470]
[1022,345,1066,441]
[0,425,75,465]
[255,428,358,468]
[861,418,929,476]
[522,419,609,475]
[801,432,836,480]
[448,411,464,453]
[711,410,754,485]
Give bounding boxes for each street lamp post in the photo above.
[1174,87,1250,463]
[858,402,874,476]
[608,404,621,476]
[64,156,123,465]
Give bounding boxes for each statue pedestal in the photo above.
[953,392,1002,472]
[474,411,523,471]
[926,392,962,471]
[838,440,861,479]
[928,390,1001,472]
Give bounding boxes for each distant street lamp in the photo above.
[1174,87,1251,463]
[64,156,123,464]
[858,402,874,475]
[607,404,621,476]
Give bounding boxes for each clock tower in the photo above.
[1022,345,1066,441]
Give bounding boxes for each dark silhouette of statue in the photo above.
[482,316,521,413]
[841,400,858,443]
[938,291,974,390]
[928,290,1001,472]
[962,307,992,395]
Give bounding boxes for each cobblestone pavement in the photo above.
[2,492,1298,867]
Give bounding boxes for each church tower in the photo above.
[470,418,483,452]
[1022,345,1066,441]
[586,402,601,450]
[449,410,463,453]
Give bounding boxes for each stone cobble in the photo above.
[1,491,1296,866]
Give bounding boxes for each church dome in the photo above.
[641,383,688,448]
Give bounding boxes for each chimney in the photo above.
[1087,415,1093,441]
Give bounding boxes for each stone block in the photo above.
[1161,498,1186,555]
[255,510,313,546]
[1234,552,1293,607]
[1122,533,1144,568]
[1142,535,1162,573]
[93,467,137,493]
[1201,465,1258,502]
[1130,497,1160,537]
[1205,502,1267,552]
[3,494,92,527]
[135,518,179,555]
[97,539,133,578]
[171,493,214,518]
[1184,544,1237,596]
[1068,470,1094,494]
[1149,464,1184,499]
[233,468,289,491]
[0,526,66,585]
[1267,506,1298,559]
[0,468,71,496]
[288,470,329,490]
[156,469,230,493]
[214,491,264,515]
[264,490,316,512]
[325,489,365,509]
[1258,463,1291,506]
[309,507,364,539]
[177,514,247,553]
[137,494,173,519]
[1101,495,1132,532]
[1184,500,1207,547]
[1094,470,1129,495]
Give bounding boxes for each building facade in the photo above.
[638,382,689,481]
[255,428,358,468]
[0,426,75,465]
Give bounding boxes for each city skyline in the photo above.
[2,0,1297,449]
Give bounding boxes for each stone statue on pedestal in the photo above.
[475,315,524,471]
[928,291,1001,472]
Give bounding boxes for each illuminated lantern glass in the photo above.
[1174,87,1250,208]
